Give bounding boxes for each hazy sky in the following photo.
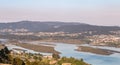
[0,0,120,26]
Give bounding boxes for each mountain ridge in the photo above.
[0,21,119,34]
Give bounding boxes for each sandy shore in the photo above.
[76,46,116,55]
[14,43,60,54]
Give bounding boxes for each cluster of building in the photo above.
[35,32,81,37]
[10,32,34,36]
[5,30,82,38]
[0,28,28,33]
[89,35,120,46]
[110,31,120,35]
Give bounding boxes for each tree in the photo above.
[38,57,42,61]
[4,46,10,54]
[52,53,60,60]
[38,61,50,65]
[58,57,88,65]
[12,57,25,65]
[33,56,38,60]
[0,47,11,63]
[30,61,39,65]
[25,59,31,65]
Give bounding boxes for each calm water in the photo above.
[54,43,120,65]
[3,40,120,65]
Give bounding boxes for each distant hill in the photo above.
[0,21,120,34]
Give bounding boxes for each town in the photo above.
[0,28,120,65]
[0,28,120,48]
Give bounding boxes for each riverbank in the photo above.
[3,40,120,65]
[0,44,89,65]
[76,46,120,55]
[13,43,60,54]
[38,39,120,48]
[38,39,84,44]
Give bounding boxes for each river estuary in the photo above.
[2,40,120,65]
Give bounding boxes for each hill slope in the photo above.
[0,21,119,34]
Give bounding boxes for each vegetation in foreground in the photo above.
[0,45,89,65]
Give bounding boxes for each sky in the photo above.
[0,0,120,26]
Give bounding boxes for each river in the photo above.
[2,40,120,65]
[53,43,120,65]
